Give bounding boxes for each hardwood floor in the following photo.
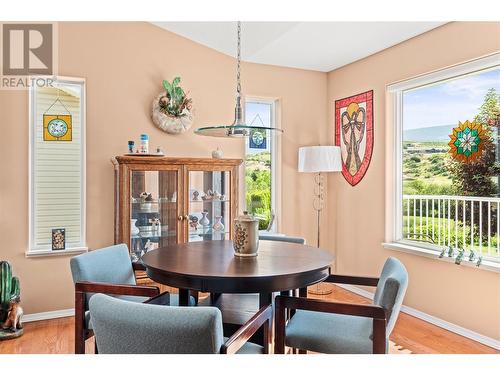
[0,285,497,354]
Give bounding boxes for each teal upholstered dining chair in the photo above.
[70,243,193,354]
[89,293,272,354]
[274,257,409,354]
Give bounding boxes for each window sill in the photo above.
[26,247,88,258]
[382,242,500,273]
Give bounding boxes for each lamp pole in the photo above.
[297,145,341,296]
[309,171,333,295]
[314,172,324,248]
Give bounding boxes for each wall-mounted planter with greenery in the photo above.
[151,77,193,134]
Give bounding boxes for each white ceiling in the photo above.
[153,22,446,72]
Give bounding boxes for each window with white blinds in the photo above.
[29,77,86,254]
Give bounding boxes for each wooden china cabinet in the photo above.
[111,155,242,282]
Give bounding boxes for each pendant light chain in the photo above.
[193,21,283,137]
[236,21,241,97]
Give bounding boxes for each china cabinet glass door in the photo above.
[187,170,231,242]
[129,169,179,261]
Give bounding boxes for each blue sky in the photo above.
[403,68,499,130]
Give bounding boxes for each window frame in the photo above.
[28,76,87,257]
[244,96,281,233]
[384,52,500,272]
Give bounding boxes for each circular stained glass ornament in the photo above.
[47,118,68,138]
[251,130,265,146]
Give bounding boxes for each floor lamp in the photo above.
[298,145,342,295]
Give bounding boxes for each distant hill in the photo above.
[404,124,453,142]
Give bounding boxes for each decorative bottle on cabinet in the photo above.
[130,219,139,235]
[200,211,210,226]
[212,216,224,231]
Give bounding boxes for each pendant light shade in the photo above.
[194,22,283,138]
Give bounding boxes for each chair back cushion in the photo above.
[259,234,306,244]
[89,294,224,354]
[373,257,408,336]
[70,244,136,309]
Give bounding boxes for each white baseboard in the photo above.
[337,284,500,350]
[22,308,74,323]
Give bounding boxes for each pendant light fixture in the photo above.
[194,22,283,137]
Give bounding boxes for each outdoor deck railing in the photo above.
[403,194,500,260]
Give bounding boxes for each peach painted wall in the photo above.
[0,22,328,314]
[326,22,500,340]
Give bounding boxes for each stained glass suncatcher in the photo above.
[43,114,72,141]
[249,129,267,149]
[448,120,485,162]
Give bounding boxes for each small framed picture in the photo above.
[52,228,66,250]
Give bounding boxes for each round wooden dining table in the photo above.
[141,239,334,308]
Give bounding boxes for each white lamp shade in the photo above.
[298,146,342,173]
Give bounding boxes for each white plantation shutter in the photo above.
[30,78,86,253]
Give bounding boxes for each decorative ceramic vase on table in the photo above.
[212,216,225,232]
[233,211,260,257]
[200,211,210,226]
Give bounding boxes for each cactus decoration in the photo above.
[454,249,465,265]
[0,261,24,340]
[437,247,482,268]
[0,261,20,311]
[438,247,446,258]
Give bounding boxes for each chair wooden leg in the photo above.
[372,318,387,354]
[94,338,98,354]
[259,293,272,353]
[263,318,271,354]
[210,292,221,304]
[75,291,85,354]
[274,296,286,354]
[179,288,190,306]
[280,291,292,320]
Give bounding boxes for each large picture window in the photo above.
[29,77,86,255]
[387,54,500,267]
[244,98,280,231]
